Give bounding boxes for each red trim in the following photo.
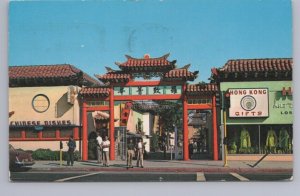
[86,106,109,111]
[114,94,182,101]
[212,96,218,160]
[187,104,212,110]
[9,138,76,141]
[73,127,79,140]
[182,84,189,161]
[56,129,60,139]
[109,86,115,160]
[82,102,88,161]
[38,131,42,139]
[21,130,26,139]
[121,81,184,87]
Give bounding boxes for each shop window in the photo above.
[42,129,56,138]
[9,129,22,138]
[227,125,293,154]
[60,129,73,138]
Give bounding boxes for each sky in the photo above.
[8,0,292,83]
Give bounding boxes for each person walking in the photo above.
[136,138,144,168]
[127,139,135,168]
[67,135,76,166]
[96,132,103,164]
[101,136,110,167]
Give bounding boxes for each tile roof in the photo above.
[186,84,218,94]
[164,68,198,81]
[79,87,110,97]
[115,53,176,70]
[220,58,292,73]
[211,58,293,81]
[9,64,100,87]
[95,72,131,83]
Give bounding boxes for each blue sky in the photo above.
[9,0,292,83]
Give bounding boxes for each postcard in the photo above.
[8,0,293,182]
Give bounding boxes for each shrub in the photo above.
[32,148,81,161]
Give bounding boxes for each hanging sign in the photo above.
[228,88,269,117]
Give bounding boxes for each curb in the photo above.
[30,167,293,173]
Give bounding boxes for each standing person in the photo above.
[188,140,193,159]
[127,139,135,168]
[96,132,103,164]
[136,138,144,168]
[67,135,76,166]
[101,136,110,167]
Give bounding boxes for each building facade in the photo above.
[211,58,293,161]
[9,64,99,152]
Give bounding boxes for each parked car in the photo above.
[9,144,35,170]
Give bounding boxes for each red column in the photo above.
[21,130,26,140]
[212,95,219,160]
[82,101,88,161]
[182,84,189,160]
[73,127,79,140]
[55,129,60,140]
[38,131,42,140]
[109,86,115,160]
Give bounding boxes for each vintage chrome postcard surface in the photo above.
[8,0,293,182]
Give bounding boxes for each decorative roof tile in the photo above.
[115,53,176,70]
[79,87,110,97]
[164,68,198,81]
[95,72,131,83]
[186,84,218,94]
[9,64,100,87]
[220,58,292,73]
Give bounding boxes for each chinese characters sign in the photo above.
[114,86,182,96]
[228,88,269,117]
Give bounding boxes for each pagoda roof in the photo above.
[186,83,218,95]
[164,67,198,81]
[115,53,176,71]
[9,64,100,87]
[211,58,292,82]
[79,87,110,97]
[95,72,131,84]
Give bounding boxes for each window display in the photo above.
[227,125,292,154]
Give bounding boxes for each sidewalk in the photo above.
[29,159,293,173]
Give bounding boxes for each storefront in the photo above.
[9,64,99,152]
[211,58,293,161]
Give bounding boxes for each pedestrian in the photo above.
[96,132,103,164]
[136,138,144,168]
[188,141,193,159]
[67,135,76,166]
[127,139,135,168]
[101,136,110,167]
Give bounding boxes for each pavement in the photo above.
[29,159,293,173]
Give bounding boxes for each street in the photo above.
[10,171,292,182]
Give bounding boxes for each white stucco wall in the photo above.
[9,86,80,126]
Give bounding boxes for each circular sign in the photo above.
[32,94,50,113]
[240,95,256,111]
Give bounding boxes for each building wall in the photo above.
[220,81,292,125]
[9,86,80,126]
